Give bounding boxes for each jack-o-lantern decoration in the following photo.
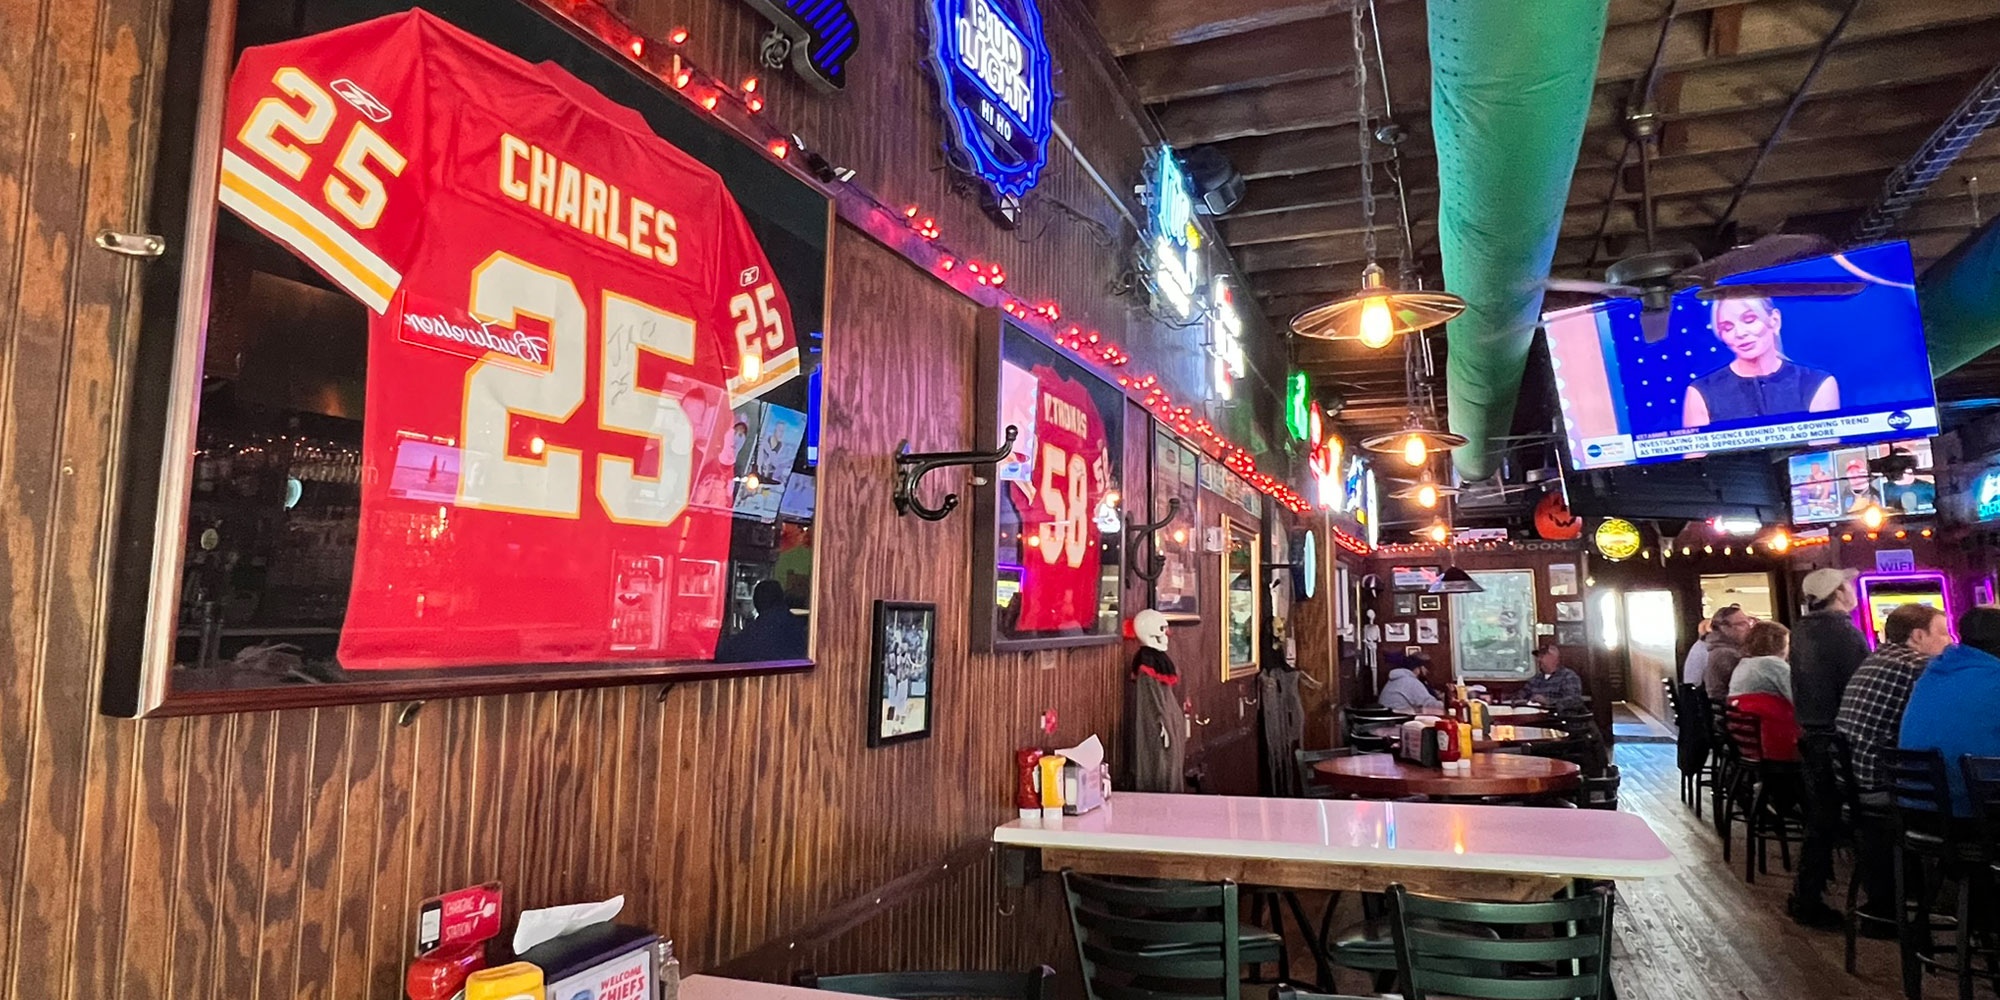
[1534,491,1583,540]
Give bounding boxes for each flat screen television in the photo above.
[1787,437,1936,525]
[1544,241,1938,470]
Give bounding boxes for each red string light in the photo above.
[746,96,764,113]
[627,36,646,58]
[668,26,689,44]
[767,138,789,159]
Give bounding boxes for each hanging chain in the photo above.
[1353,1,1377,267]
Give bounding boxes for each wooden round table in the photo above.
[1313,752,1581,800]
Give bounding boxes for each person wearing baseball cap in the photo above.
[1791,568,1868,730]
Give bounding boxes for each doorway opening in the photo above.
[1700,572,1775,622]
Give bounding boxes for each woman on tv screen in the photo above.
[1682,295,1841,429]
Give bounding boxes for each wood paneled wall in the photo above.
[0,0,1288,995]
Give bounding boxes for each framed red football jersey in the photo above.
[974,313,1128,651]
[209,10,813,670]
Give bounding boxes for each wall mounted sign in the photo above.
[1293,529,1318,600]
[741,0,859,92]
[1593,518,1643,561]
[1310,432,1343,510]
[1285,371,1311,441]
[1978,467,2000,521]
[923,0,1054,220]
[1200,458,1263,517]
[1144,146,1203,321]
[1875,549,1918,573]
[1209,276,1245,399]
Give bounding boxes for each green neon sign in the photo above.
[1285,371,1310,441]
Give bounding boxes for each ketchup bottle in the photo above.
[1436,718,1461,764]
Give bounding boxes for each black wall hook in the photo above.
[1125,496,1182,582]
[894,425,1018,521]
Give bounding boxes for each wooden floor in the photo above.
[1608,743,1916,1000]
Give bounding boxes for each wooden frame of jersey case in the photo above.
[101,0,835,716]
[972,311,1127,652]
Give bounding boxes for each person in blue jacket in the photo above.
[1898,606,2000,816]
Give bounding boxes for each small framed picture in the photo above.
[1417,594,1442,612]
[1393,593,1417,616]
[869,601,937,747]
[1549,563,1579,597]
[1405,645,1424,656]
[1556,600,1585,622]
[1416,618,1439,644]
[1556,623,1587,647]
[1385,622,1411,643]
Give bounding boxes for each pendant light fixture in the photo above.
[1388,468,1460,509]
[1363,336,1467,465]
[1290,0,1464,347]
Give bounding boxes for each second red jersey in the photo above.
[1007,365,1111,633]
[216,11,800,668]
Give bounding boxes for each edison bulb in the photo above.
[1862,504,1885,530]
[1417,483,1439,508]
[1358,297,1394,349]
[1402,434,1427,467]
[1427,523,1448,544]
[1770,531,1791,553]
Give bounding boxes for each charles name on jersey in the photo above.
[498,133,680,268]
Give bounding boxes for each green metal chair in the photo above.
[1387,884,1616,1000]
[797,967,1056,999]
[1061,870,1285,1000]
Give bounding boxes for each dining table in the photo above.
[1314,751,1581,800]
[684,975,878,999]
[994,790,1677,903]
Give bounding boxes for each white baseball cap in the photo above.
[1801,567,1860,603]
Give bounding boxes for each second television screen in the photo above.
[1545,241,1938,470]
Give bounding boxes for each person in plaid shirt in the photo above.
[1833,602,1951,926]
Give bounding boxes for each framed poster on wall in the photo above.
[974,312,1127,651]
[1148,427,1201,620]
[102,0,834,716]
[1450,569,1539,681]
[1221,516,1261,680]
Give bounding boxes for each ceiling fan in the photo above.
[1545,232,1867,313]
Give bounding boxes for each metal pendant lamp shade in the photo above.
[1428,565,1484,594]
[1291,263,1467,345]
[1362,418,1469,466]
[1387,470,1460,508]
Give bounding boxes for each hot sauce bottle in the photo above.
[1015,748,1044,819]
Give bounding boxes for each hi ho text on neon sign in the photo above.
[924,0,1054,202]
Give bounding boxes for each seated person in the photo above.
[712,580,808,663]
[1378,651,1444,715]
[1702,605,1756,703]
[1899,607,2000,817]
[1728,621,1800,762]
[1519,643,1586,715]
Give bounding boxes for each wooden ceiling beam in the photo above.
[1568,124,1933,210]
[1123,7,1428,105]
[1208,122,1432,180]
[1230,157,1438,216]
[1090,0,1395,57]
[1606,0,1768,29]
[1582,18,2000,128]
[1222,197,1434,247]
[1595,0,1998,93]
[1155,60,1431,146]
[1236,223,1440,272]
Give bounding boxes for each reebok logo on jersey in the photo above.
[331,78,392,122]
[739,266,761,286]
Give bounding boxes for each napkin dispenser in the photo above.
[1058,735,1109,816]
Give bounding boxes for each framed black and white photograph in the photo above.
[1393,593,1417,616]
[1384,622,1411,643]
[1418,594,1442,613]
[1556,600,1585,622]
[1416,618,1439,644]
[869,601,937,746]
[1556,623,1587,647]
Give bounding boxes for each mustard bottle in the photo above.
[1038,754,1067,819]
[464,962,543,1000]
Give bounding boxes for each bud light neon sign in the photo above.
[923,0,1054,209]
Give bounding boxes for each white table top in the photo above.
[994,792,1678,882]
[683,974,880,999]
